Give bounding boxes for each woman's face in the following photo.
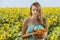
[31,5,38,18]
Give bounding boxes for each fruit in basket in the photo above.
[34,29,46,34]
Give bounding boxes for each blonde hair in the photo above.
[30,2,47,29]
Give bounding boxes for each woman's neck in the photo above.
[31,16,39,23]
[31,16,37,20]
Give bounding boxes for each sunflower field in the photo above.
[0,8,60,40]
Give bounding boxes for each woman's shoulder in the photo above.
[23,17,30,23]
[24,17,30,21]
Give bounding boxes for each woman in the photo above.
[22,2,48,40]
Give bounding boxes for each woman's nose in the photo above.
[35,11,37,14]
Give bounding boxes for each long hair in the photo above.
[30,2,48,30]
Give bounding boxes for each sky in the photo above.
[0,0,60,8]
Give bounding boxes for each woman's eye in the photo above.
[33,9,35,11]
[36,9,38,11]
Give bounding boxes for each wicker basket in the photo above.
[33,34,44,39]
[33,32,47,39]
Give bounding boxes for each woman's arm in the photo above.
[22,18,33,39]
[43,17,48,38]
